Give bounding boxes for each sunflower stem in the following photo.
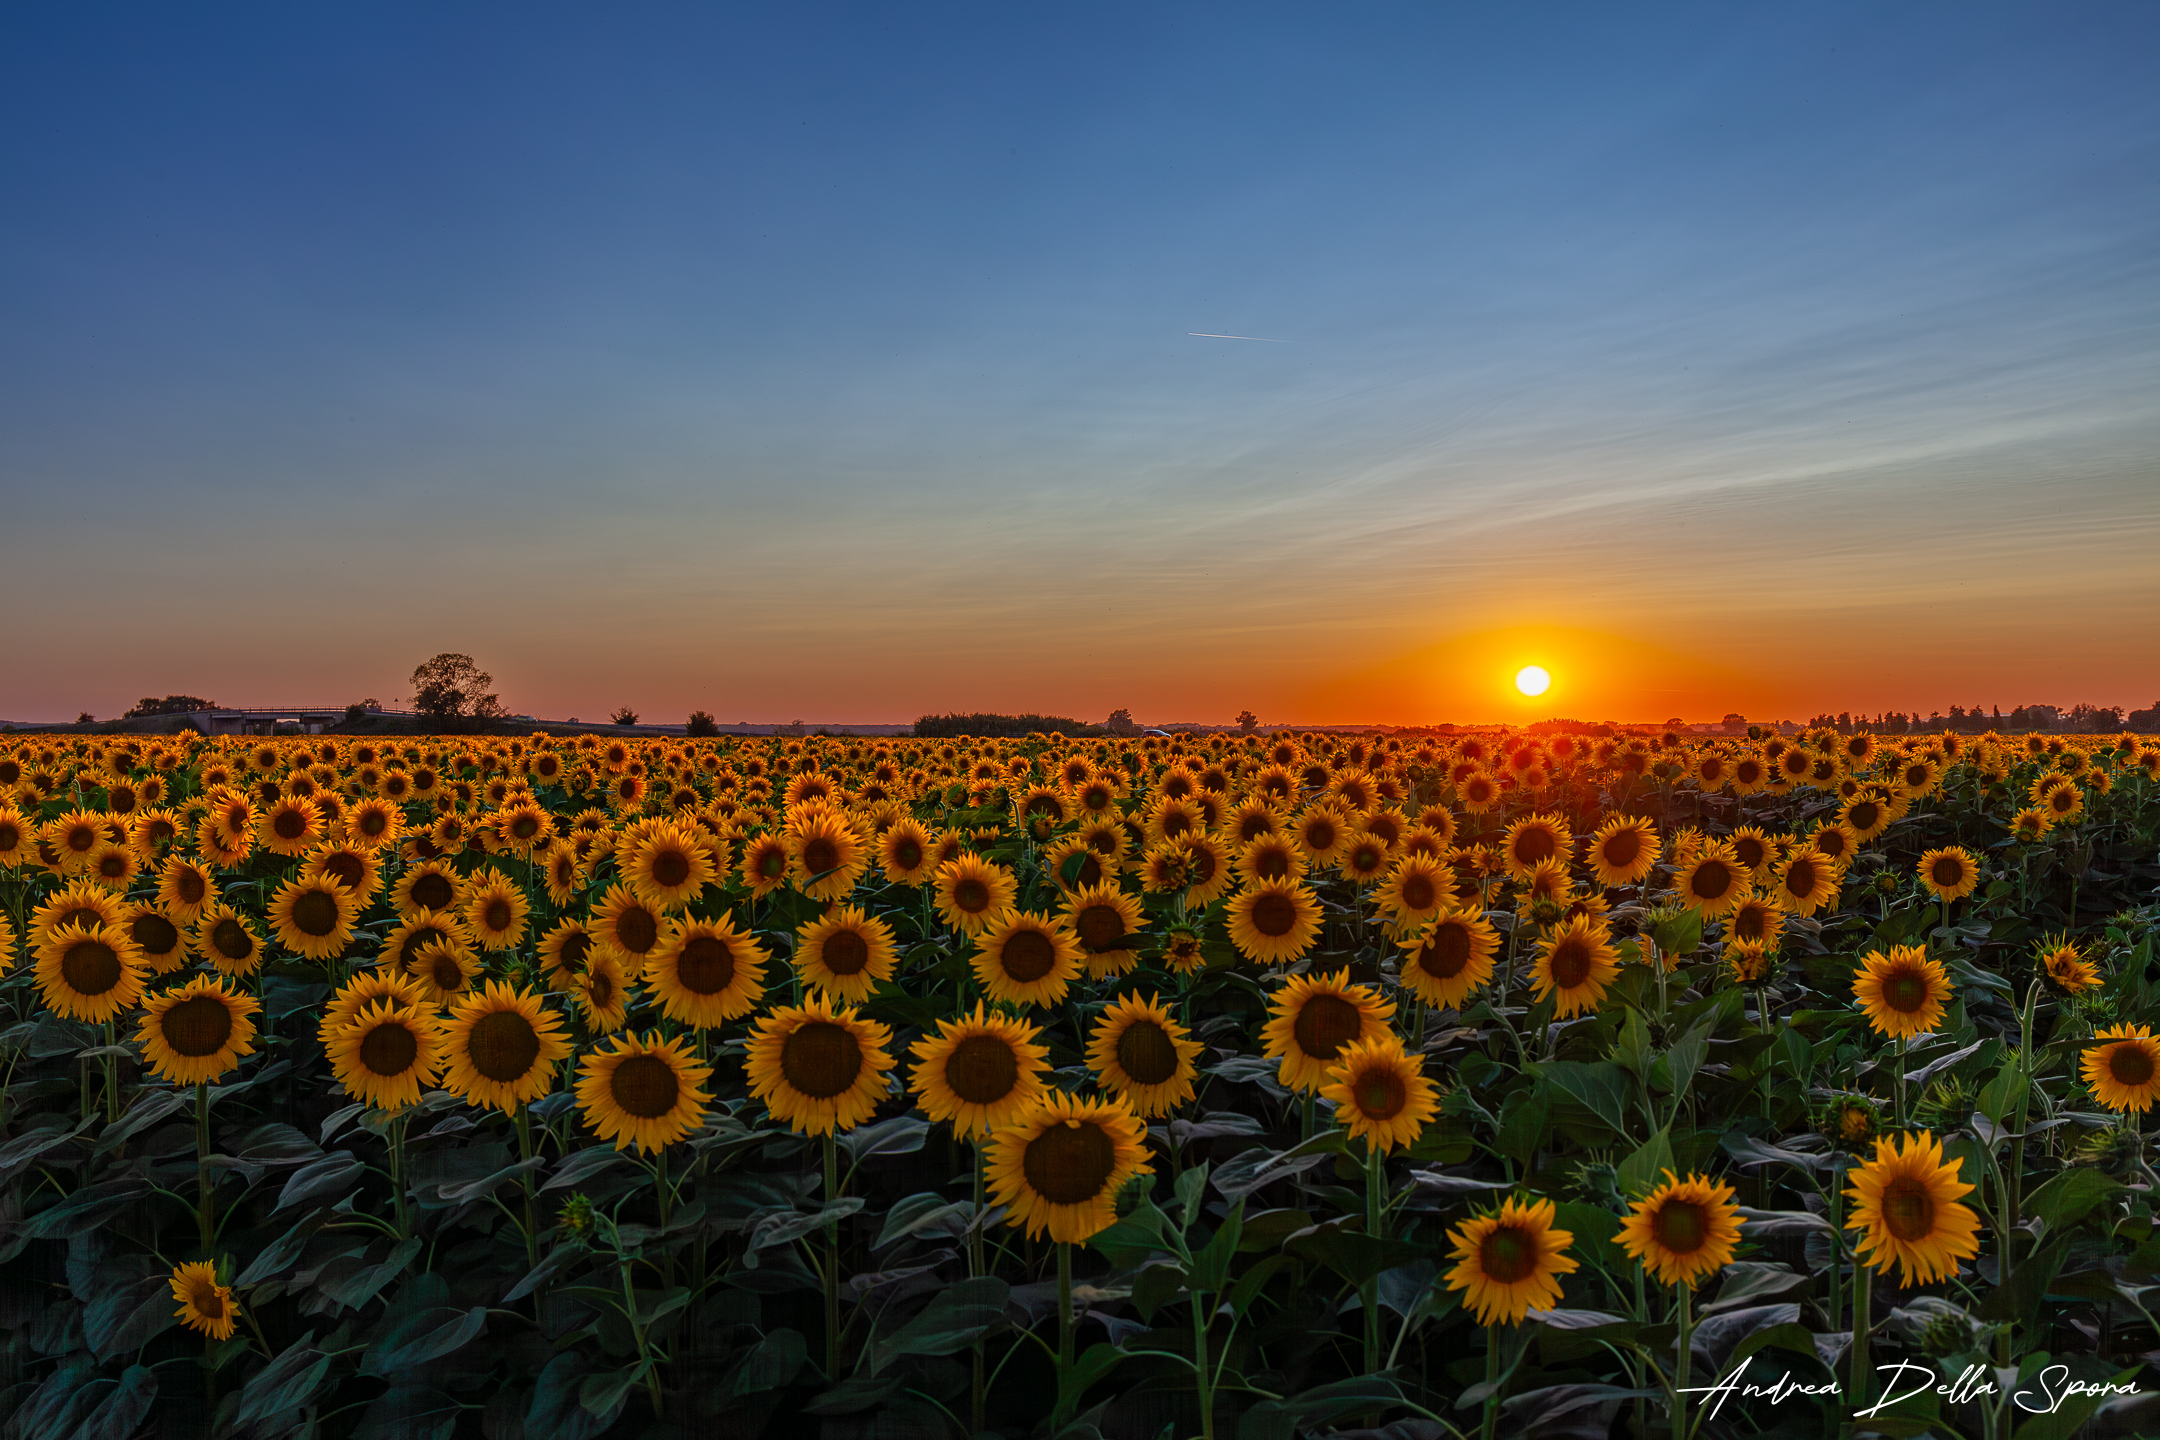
[972,1139,987,1433]
[1849,1252,1873,1418]
[1054,1241,1075,1420]
[195,1082,215,1253]
[1671,1280,1691,1440]
[1363,1140,1384,1379]
[823,1131,842,1377]
[101,1020,120,1125]
[514,1104,539,1275]
[1479,1324,1503,1440]
[391,1111,410,1241]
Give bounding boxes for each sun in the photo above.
[1515,665,1551,697]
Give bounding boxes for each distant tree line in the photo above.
[913,712,1100,738]
[1805,704,2156,735]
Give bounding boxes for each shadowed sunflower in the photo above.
[1501,813,1571,880]
[622,821,714,910]
[1673,844,1745,918]
[1916,846,1981,904]
[125,902,191,975]
[985,1093,1151,1244]
[592,884,667,968]
[34,919,146,1021]
[1398,908,1500,1009]
[1061,882,1146,978]
[1725,892,1784,948]
[1376,853,1449,924]
[1617,1171,1742,1287]
[1236,834,1308,888]
[1293,803,1353,867]
[1530,915,1621,1019]
[1262,973,1396,1092]
[793,904,897,1004]
[171,1262,238,1341]
[878,818,937,886]
[319,967,427,1042]
[1841,795,1893,842]
[537,918,595,993]
[638,916,764,1025]
[788,810,869,902]
[394,861,463,919]
[326,999,446,1109]
[1444,1196,1579,1326]
[911,1003,1050,1138]
[745,994,896,1135]
[1319,1034,1437,1153]
[576,1030,714,1152]
[1773,847,1842,917]
[1845,1131,1982,1284]
[1226,879,1323,964]
[1587,815,1661,888]
[1087,995,1202,1117]
[973,910,1084,1008]
[574,951,631,1034]
[934,854,1019,936]
[259,796,323,856]
[267,874,357,961]
[1043,837,1112,895]
[1723,826,1775,879]
[137,975,259,1085]
[302,842,383,902]
[345,796,402,851]
[740,833,792,897]
[381,908,472,978]
[405,938,483,1008]
[442,981,572,1112]
[2038,938,2098,994]
[461,869,529,953]
[2008,807,2052,844]
[2083,1025,2160,1113]
[32,881,126,944]
[1853,946,1949,1040]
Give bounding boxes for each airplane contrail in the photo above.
[1188,332,1292,342]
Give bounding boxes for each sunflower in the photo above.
[2038,938,2099,994]
[136,975,260,1085]
[84,841,137,893]
[739,832,791,896]
[911,1003,1052,1139]
[121,902,189,976]
[1293,804,1353,867]
[1444,1196,1579,1326]
[1845,1131,1983,1285]
[381,907,472,977]
[574,951,631,1034]
[394,861,464,919]
[786,810,869,903]
[1530,915,1621,1019]
[0,808,31,870]
[301,842,383,902]
[1580,815,1658,889]
[1182,833,1233,904]
[1236,834,1308,888]
[972,910,1085,1008]
[633,915,764,1026]
[326,999,447,1109]
[258,796,323,856]
[32,881,126,943]
[345,796,403,852]
[170,1262,239,1341]
[791,903,897,1004]
[1061,882,1146,978]
[745,994,896,1135]
[441,981,573,1112]
[1772,847,1842,917]
[1319,1035,1437,1154]
[1841,795,1894,842]
[265,874,357,962]
[1672,844,1745,918]
[1087,995,1203,1118]
[1226,879,1324,965]
[1373,853,1450,925]
[985,1094,1152,1244]
[2083,1025,2160,1113]
[1916,846,1981,904]
[48,808,105,871]
[1608,1171,1742,1290]
[191,903,265,980]
[877,818,937,885]
[1726,941,1775,985]
[1501,813,1572,880]
[460,870,529,953]
[576,1030,714,1152]
[1457,772,1500,812]
[319,967,427,1041]
[1398,908,1500,1009]
[405,938,483,1008]
[1261,972,1396,1092]
[592,884,668,968]
[620,821,713,911]
[1724,892,1784,948]
[534,918,593,994]
[1852,945,1950,1040]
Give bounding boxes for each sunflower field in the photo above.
[1,725,2158,1440]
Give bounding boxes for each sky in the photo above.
[3,3,2156,727]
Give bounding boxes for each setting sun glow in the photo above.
[1515,665,1551,697]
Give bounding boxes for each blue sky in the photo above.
[3,4,2155,723]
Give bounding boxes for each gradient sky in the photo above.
[4,4,2156,726]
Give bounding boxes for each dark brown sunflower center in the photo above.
[1690,861,1733,901]
[1548,938,1593,990]
[756,846,787,879]
[945,1034,1019,1104]
[781,1022,864,1098]
[1787,858,1819,895]
[1022,1120,1116,1205]
[1304,819,1338,852]
[892,838,923,870]
[1356,1066,1407,1119]
[802,837,838,875]
[611,1054,681,1118]
[1731,837,1764,869]
[954,879,991,914]
[1851,803,1880,829]
[293,890,340,937]
[132,912,181,956]
[1293,994,1362,1059]
[193,1283,224,1319]
[1479,1226,1537,1284]
[1419,923,1474,979]
[411,873,455,911]
[511,815,541,840]
[1076,904,1126,952]
[1000,929,1057,982]
[1392,874,1434,913]
[160,994,233,1056]
[358,809,389,837]
[1254,847,1291,880]
[211,920,253,961]
[360,1022,418,1076]
[1251,892,1299,938]
[2109,1043,2155,1088]
[558,930,593,971]
[1733,907,1767,942]
[174,867,207,903]
[430,951,468,992]
[323,852,366,887]
[1513,829,1557,866]
[651,850,691,888]
[468,1009,542,1082]
[482,898,514,933]
[1883,970,1929,1013]
[821,930,871,976]
[614,907,660,954]
[675,935,736,994]
[1116,1021,1179,1086]
[273,809,307,840]
[1931,858,1963,887]
[1600,829,1642,868]
[1881,1177,1936,1242]
[1651,1199,1708,1254]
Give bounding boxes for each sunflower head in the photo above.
[1086,994,1203,1118]
[33,919,147,1023]
[2038,937,2099,995]
[1261,972,1395,1092]
[2083,1025,2160,1113]
[1318,1034,1437,1154]
[1530,915,1621,1019]
[1443,1196,1579,1326]
[1852,945,1950,1040]
[1616,1171,1743,1288]
[985,1094,1152,1244]
[576,1030,715,1152]
[1845,1130,1983,1285]
[1397,908,1499,1009]
[1916,846,1981,903]
[909,1002,1050,1139]
[442,981,573,1113]
[171,1261,239,1341]
[326,999,447,1110]
[744,994,897,1135]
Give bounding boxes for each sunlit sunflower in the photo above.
[1292,803,1354,867]
[1398,908,1500,1009]
[574,951,631,1034]
[1261,972,1396,1092]
[1061,882,1146,978]
[1444,1196,1579,1326]
[458,870,529,953]
[0,809,32,871]
[739,832,791,896]
[133,974,258,1085]
[1724,892,1784,948]
[931,853,1018,936]
[441,981,573,1112]
[258,796,323,856]
[266,874,357,961]
[1772,847,1842,917]
[910,1003,1051,1139]
[792,903,897,1004]
[2083,1025,2160,1113]
[301,842,383,902]
[394,861,464,919]
[745,994,896,1135]
[1672,844,1745,918]
[878,817,938,885]
[326,999,447,1109]
[170,1262,238,1341]
[48,808,106,871]
[1852,945,1950,1040]
[985,1093,1152,1244]
[379,907,471,978]
[2038,937,2099,994]
[1373,853,1450,925]
[1500,813,1572,880]
[972,909,1085,1008]
[1916,846,1981,904]
[787,810,869,903]
[84,841,137,893]
[576,1030,714,1152]
[405,938,483,1008]
[619,821,712,911]
[1845,1131,1982,1285]
[192,903,265,980]
[344,796,402,852]
[1530,915,1621,1019]
[1617,1171,1742,1288]
[1319,1034,1437,1154]
[1726,940,1775,985]
[1086,994,1202,1117]
[592,884,668,968]
[1841,795,1894,843]
[1457,772,1501,812]
[1225,879,1323,965]
[1582,815,1659,888]
[1236,833,1308,888]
